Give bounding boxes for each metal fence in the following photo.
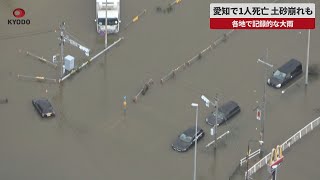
[160,30,235,84]
[246,116,320,178]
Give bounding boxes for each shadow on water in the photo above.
[52,83,89,138]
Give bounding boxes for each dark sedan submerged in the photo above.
[172,126,204,152]
[267,59,302,89]
[32,98,55,118]
[206,101,240,126]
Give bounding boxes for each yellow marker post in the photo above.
[132,16,139,22]
[123,96,127,115]
[124,9,147,29]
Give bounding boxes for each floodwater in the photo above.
[0,0,320,180]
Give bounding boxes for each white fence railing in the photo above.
[245,116,320,178]
[240,149,261,166]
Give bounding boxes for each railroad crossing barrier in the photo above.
[245,116,320,178]
[19,50,58,68]
[156,0,182,13]
[59,37,124,83]
[160,30,235,85]
[133,78,154,103]
[240,149,261,166]
[124,9,147,30]
[205,131,230,148]
[17,74,57,83]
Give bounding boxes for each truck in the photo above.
[95,0,120,35]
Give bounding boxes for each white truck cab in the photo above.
[96,0,120,35]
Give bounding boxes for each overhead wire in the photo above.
[0,29,55,41]
[64,23,87,45]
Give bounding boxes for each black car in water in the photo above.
[32,98,55,118]
[267,59,303,89]
[206,101,240,126]
[171,126,205,152]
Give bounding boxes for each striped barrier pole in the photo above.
[17,74,57,83]
[133,79,154,103]
[19,50,57,68]
[169,0,182,7]
[156,0,182,13]
[124,9,147,30]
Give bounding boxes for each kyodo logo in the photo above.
[8,8,31,25]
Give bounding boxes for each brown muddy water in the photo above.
[0,0,320,180]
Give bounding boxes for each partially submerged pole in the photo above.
[133,79,154,103]
[0,98,8,104]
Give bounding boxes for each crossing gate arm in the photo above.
[240,149,261,166]
[245,116,320,178]
[205,131,230,148]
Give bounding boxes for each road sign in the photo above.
[210,127,216,136]
[256,108,261,121]
[201,95,210,107]
[53,55,57,63]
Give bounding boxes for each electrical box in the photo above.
[64,55,75,71]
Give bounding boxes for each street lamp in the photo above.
[191,103,199,180]
[257,50,273,156]
[200,94,218,149]
[105,0,108,48]
[305,29,311,85]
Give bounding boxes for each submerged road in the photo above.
[0,0,320,180]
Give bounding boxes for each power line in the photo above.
[0,29,55,41]
[65,30,86,46]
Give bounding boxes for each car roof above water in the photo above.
[278,59,302,73]
[219,101,239,113]
[33,98,52,108]
[183,126,202,136]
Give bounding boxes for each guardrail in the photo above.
[245,116,320,178]
[160,30,235,85]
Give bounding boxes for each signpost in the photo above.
[210,127,216,136]
[256,108,261,121]
[201,94,230,149]
[201,95,211,108]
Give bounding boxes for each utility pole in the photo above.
[272,166,278,180]
[201,94,227,150]
[261,49,267,155]
[191,103,199,180]
[257,48,273,156]
[59,22,66,79]
[105,0,108,48]
[246,143,250,180]
[305,29,311,85]
[214,93,219,149]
